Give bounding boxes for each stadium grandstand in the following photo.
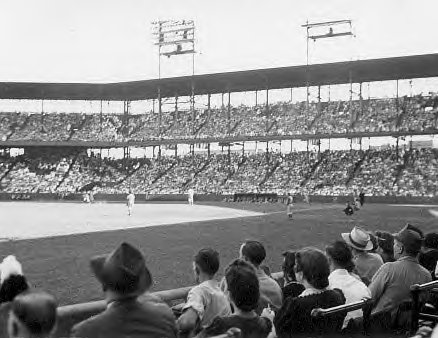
[1,4,438,338]
[0,54,437,200]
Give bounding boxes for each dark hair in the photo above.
[194,248,220,276]
[326,241,355,272]
[424,233,438,250]
[225,259,259,312]
[375,231,394,254]
[241,240,266,267]
[282,251,297,281]
[369,233,379,252]
[0,275,29,303]
[11,291,57,335]
[295,247,330,289]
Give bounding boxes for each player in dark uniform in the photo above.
[286,193,294,219]
[344,202,354,216]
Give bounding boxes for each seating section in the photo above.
[1,148,437,196]
[0,94,436,142]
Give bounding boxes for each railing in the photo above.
[410,280,438,333]
[311,298,373,335]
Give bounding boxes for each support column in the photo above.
[255,90,258,106]
[175,95,179,125]
[317,85,321,114]
[100,100,103,133]
[207,143,211,157]
[227,91,231,134]
[396,79,399,112]
[266,88,269,132]
[290,88,293,102]
[349,70,353,125]
[158,87,162,137]
[359,83,363,119]
[175,144,178,157]
[207,93,211,119]
[191,81,195,134]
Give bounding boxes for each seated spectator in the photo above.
[419,232,438,278]
[281,251,305,299]
[375,231,395,263]
[71,242,177,338]
[0,256,29,304]
[342,226,384,284]
[7,291,57,338]
[197,259,272,338]
[326,241,371,329]
[369,224,432,315]
[235,241,282,311]
[274,247,346,337]
[178,249,231,335]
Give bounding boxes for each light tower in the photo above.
[152,20,197,138]
[301,20,355,113]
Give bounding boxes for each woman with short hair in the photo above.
[274,247,346,337]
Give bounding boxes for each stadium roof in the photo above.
[1,53,438,101]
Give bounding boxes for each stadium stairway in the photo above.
[346,151,368,186]
[221,156,247,186]
[300,153,326,187]
[182,157,212,189]
[55,153,80,191]
[259,158,281,187]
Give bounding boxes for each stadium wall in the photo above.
[0,193,437,204]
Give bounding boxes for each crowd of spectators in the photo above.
[0,147,437,197]
[0,224,437,338]
[1,94,436,143]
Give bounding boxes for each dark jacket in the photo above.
[198,314,272,338]
[274,289,346,338]
[71,297,177,338]
[282,282,305,300]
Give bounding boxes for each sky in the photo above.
[0,0,437,83]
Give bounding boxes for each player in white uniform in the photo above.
[286,193,294,219]
[127,191,135,216]
[187,188,194,206]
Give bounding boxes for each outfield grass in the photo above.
[0,201,436,306]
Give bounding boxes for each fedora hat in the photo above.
[393,224,424,254]
[90,242,152,296]
[342,226,373,251]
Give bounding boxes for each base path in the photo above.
[0,202,262,240]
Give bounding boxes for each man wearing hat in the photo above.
[71,242,177,338]
[368,224,432,315]
[342,226,383,284]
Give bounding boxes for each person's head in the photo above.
[193,248,220,283]
[326,241,355,272]
[369,233,379,252]
[294,247,330,290]
[8,291,57,338]
[424,232,438,250]
[341,226,373,253]
[375,231,394,256]
[224,259,259,312]
[393,224,424,259]
[239,240,266,268]
[282,251,298,283]
[0,255,29,304]
[90,242,152,300]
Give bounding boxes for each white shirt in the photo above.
[329,269,371,328]
[127,194,135,204]
[188,189,194,198]
[182,280,231,328]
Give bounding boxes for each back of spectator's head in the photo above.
[375,231,394,254]
[282,251,298,282]
[225,259,259,312]
[326,241,355,272]
[393,224,424,257]
[0,255,29,304]
[194,248,220,277]
[239,240,266,267]
[369,233,379,252]
[295,247,330,290]
[8,291,57,338]
[424,233,438,250]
